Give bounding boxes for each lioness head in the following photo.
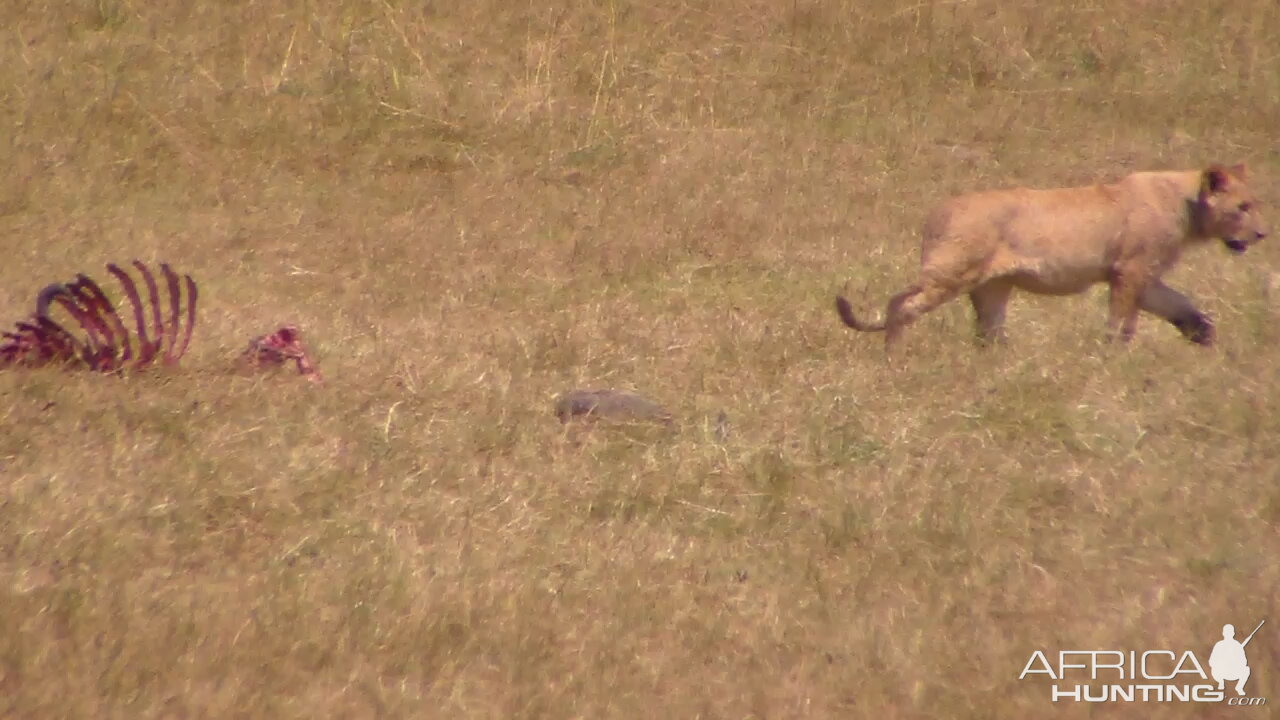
[1198,163,1268,254]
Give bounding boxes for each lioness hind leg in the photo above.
[969,280,1013,345]
[1138,281,1215,346]
[883,287,920,351]
[884,282,962,352]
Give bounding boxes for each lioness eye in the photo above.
[1239,202,1253,212]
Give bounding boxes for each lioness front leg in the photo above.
[1107,274,1146,343]
[1139,281,1215,345]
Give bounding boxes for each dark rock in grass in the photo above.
[713,410,730,443]
[554,389,674,426]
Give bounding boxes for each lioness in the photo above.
[835,164,1267,351]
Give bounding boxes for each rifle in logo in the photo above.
[1242,620,1265,648]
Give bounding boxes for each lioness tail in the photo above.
[834,295,886,332]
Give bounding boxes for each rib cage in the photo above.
[1,261,198,372]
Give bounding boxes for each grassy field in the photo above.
[2,1,1279,717]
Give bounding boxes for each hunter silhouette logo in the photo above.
[1020,619,1268,705]
[1210,621,1264,697]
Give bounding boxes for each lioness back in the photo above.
[926,183,1133,256]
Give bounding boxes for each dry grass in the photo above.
[2,1,1279,717]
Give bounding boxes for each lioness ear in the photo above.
[1230,162,1249,180]
[1202,165,1230,194]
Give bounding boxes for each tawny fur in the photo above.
[836,164,1268,352]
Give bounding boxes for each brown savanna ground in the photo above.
[2,1,1279,718]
